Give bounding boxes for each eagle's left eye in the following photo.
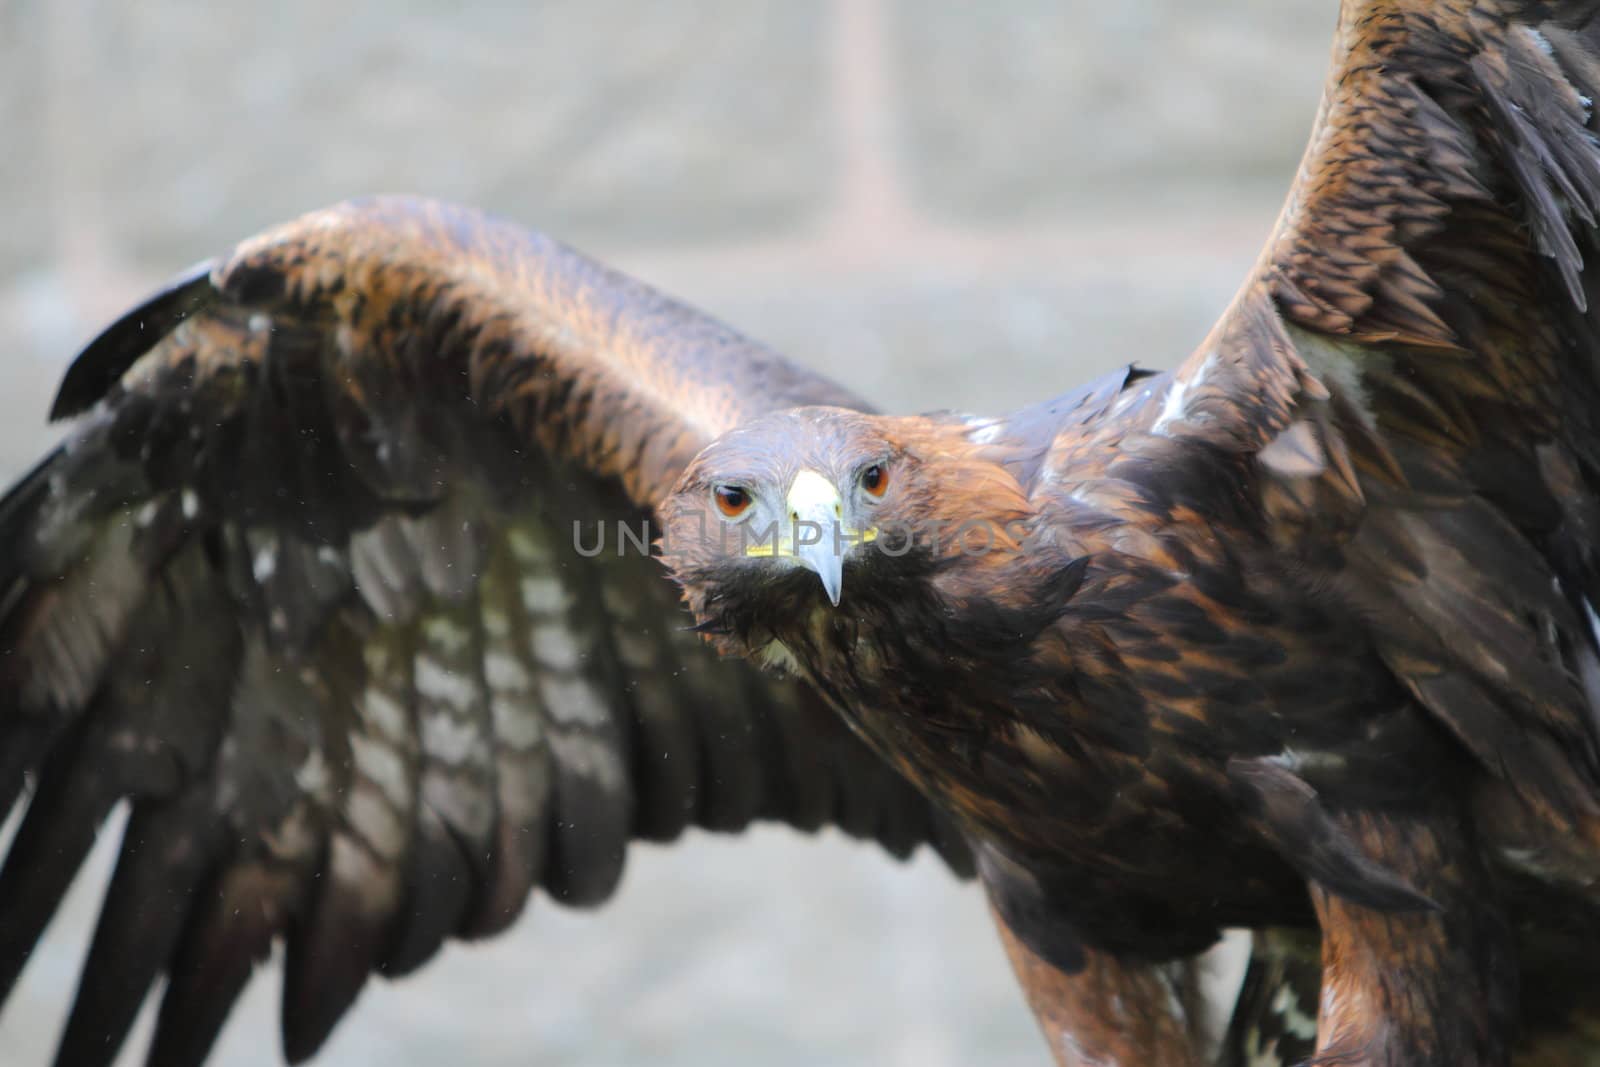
[861,463,889,497]
[714,485,752,518]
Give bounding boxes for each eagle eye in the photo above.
[713,485,752,518]
[860,463,889,498]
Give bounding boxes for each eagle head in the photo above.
[657,406,934,643]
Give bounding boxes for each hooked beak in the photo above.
[787,470,846,606]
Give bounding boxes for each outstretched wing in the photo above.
[1139,1,1600,831]
[0,197,970,1067]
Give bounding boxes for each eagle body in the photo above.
[663,388,1333,964]
[660,367,1514,982]
[10,2,1600,1066]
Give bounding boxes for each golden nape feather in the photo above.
[12,2,1600,1066]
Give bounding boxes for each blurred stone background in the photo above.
[0,1,1331,1064]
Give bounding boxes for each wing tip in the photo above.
[49,262,219,423]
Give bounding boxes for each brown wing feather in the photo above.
[0,197,968,1067]
[1144,1,1600,833]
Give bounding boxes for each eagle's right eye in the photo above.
[714,485,751,518]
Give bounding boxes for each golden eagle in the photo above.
[8,1,1600,1065]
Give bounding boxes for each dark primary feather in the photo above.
[0,197,969,1067]
[48,261,215,421]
